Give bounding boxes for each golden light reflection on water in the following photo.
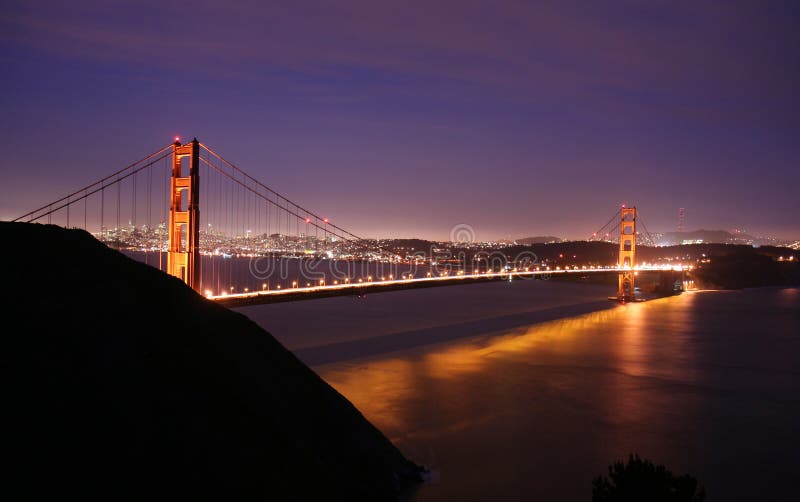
[622,293,697,379]
[322,358,421,433]
[776,287,799,308]
[614,302,647,377]
[420,308,621,381]
[314,290,797,501]
[320,305,640,435]
[320,294,703,439]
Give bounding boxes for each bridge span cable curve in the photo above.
[199,143,365,243]
[590,209,623,241]
[636,214,657,247]
[12,144,173,223]
[196,157,347,240]
[15,150,174,224]
[197,156,399,259]
[198,143,401,259]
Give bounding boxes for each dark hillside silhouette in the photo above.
[1,222,421,500]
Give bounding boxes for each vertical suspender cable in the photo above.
[116,176,120,249]
[101,187,105,240]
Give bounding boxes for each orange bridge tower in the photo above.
[618,206,636,301]
[167,138,200,291]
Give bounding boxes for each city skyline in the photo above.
[2,1,798,240]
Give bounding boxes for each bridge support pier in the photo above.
[167,139,200,291]
[617,206,636,301]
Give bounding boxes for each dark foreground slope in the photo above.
[1,222,421,500]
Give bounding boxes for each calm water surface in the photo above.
[240,284,800,501]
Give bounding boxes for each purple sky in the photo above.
[1,1,798,240]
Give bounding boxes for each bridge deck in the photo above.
[210,267,685,308]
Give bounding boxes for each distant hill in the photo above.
[657,229,756,246]
[517,236,564,245]
[378,238,435,254]
[2,222,421,500]
[692,252,800,289]
[482,240,796,266]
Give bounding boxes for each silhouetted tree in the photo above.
[592,454,705,502]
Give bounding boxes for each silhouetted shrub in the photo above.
[592,454,705,501]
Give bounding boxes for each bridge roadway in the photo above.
[210,265,689,307]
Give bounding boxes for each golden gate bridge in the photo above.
[12,139,688,304]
